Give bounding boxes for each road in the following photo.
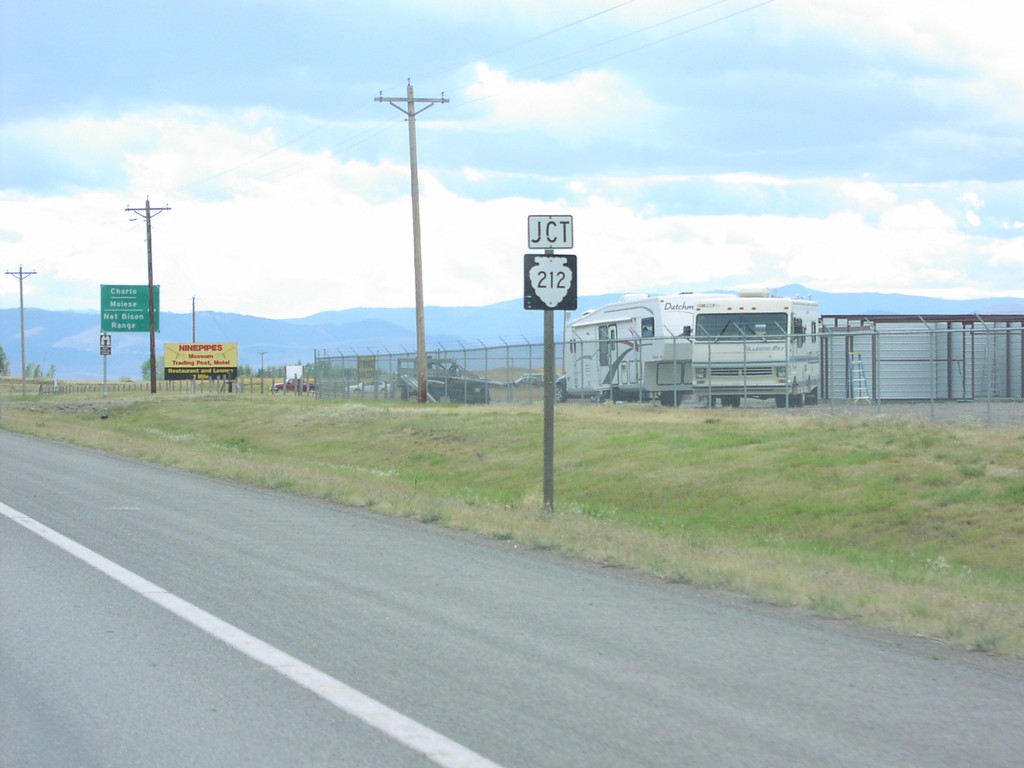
[2,430,1023,767]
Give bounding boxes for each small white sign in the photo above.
[528,215,573,249]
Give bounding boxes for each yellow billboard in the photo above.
[164,342,239,380]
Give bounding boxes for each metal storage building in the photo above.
[821,315,1024,401]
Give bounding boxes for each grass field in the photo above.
[2,391,1022,657]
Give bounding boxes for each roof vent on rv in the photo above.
[620,293,649,301]
[738,290,772,298]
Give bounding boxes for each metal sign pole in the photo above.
[543,282,555,513]
[524,216,576,515]
[100,333,112,397]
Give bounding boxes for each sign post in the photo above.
[524,215,577,513]
[100,333,112,397]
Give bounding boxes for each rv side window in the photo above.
[640,317,655,338]
[599,324,616,366]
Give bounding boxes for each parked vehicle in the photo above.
[513,374,544,387]
[272,379,316,393]
[346,380,389,395]
[398,359,495,404]
[560,291,820,406]
[691,293,821,407]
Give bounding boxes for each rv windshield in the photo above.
[695,312,788,339]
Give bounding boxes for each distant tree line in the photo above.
[0,343,311,382]
[0,345,56,378]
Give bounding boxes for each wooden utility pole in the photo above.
[125,198,170,393]
[375,82,448,403]
[5,265,36,396]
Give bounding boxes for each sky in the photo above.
[2,0,1023,319]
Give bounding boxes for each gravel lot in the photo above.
[719,398,1024,427]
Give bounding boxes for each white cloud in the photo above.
[784,0,1024,118]
[958,191,984,210]
[3,161,1020,313]
[840,180,899,209]
[954,191,984,228]
[463,62,660,141]
[988,237,1024,267]
[3,105,1023,316]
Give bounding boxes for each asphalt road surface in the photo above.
[2,430,1023,767]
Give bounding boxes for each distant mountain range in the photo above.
[2,284,1023,380]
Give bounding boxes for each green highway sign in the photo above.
[101,284,160,333]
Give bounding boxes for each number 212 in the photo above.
[536,271,567,289]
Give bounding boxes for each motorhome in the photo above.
[690,293,821,407]
[559,292,821,406]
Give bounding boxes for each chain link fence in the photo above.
[312,341,548,405]
[311,317,1024,423]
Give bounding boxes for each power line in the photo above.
[455,0,773,110]
[171,2,644,194]
[171,0,774,194]
[394,0,638,90]
[174,121,331,195]
[250,120,404,185]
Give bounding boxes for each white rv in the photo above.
[559,292,821,406]
[690,293,821,406]
[560,293,709,404]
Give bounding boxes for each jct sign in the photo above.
[527,215,573,250]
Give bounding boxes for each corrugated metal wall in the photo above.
[822,316,1024,401]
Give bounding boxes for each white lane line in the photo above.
[1,502,504,768]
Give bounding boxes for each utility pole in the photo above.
[192,296,196,343]
[5,265,36,396]
[375,82,448,403]
[125,197,171,394]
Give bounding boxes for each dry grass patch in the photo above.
[2,393,1023,657]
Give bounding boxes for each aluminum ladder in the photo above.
[848,352,872,404]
